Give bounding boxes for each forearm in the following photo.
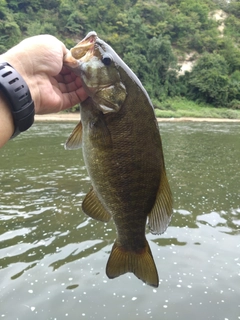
[0,93,14,147]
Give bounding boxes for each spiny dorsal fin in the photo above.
[148,169,173,235]
[106,240,159,288]
[82,187,111,222]
[64,121,82,150]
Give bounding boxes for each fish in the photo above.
[63,31,173,287]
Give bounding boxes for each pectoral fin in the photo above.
[82,187,111,222]
[148,170,173,235]
[64,121,82,150]
[90,116,112,148]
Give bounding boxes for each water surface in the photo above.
[0,122,239,319]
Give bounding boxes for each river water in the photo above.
[0,121,239,320]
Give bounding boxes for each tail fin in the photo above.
[106,240,159,287]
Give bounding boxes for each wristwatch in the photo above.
[0,62,35,138]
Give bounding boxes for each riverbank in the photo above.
[153,97,240,119]
[35,113,240,122]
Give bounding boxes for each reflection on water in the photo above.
[0,122,239,319]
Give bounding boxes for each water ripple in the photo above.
[0,122,239,320]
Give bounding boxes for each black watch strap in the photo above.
[0,62,35,139]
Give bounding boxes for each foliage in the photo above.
[224,14,240,45]
[223,0,240,18]
[184,52,229,106]
[154,97,240,119]
[1,0,240,113]
[216,38,240,73]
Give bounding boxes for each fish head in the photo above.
[64,31,127,113]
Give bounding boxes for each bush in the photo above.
[185,52,230,107]
[228,99,240,110]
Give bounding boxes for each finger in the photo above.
[76,87,88,102]
[53,74,85,93]
[55,71,81,85]
[65,87,88,108]
[59,66,73,75]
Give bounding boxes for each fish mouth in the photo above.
[71,31,97,60]
[64,31,97,67]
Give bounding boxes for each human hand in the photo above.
[1,35,88,114]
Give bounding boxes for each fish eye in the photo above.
[102,54,112,66]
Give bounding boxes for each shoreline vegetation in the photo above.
[153,97,240,120]
[2,1,240,115]
[35,97,240,123]
[35,113,240,123]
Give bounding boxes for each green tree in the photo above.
[145,35,178,99]
[0,0,7,19]
[224,14,240,45]
[186,52,229,106]
[224,0,240,18]
[217,38,240,73]
[228,70,240,106]
[7,0,41,12]
[1,0,240,109]
[0,14,21,50]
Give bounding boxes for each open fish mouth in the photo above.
[71,31,97,61]
[64,31,97,67]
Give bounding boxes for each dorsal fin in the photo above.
[82,187,111,222]
[148,169,173,235]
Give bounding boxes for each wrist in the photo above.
[0,92,14,147]
[0,62,35,139]
[0,50,37,105]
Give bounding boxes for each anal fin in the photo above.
[148,169,173,235]
[82,187,111,222]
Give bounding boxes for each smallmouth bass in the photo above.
[64,31,173,287]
